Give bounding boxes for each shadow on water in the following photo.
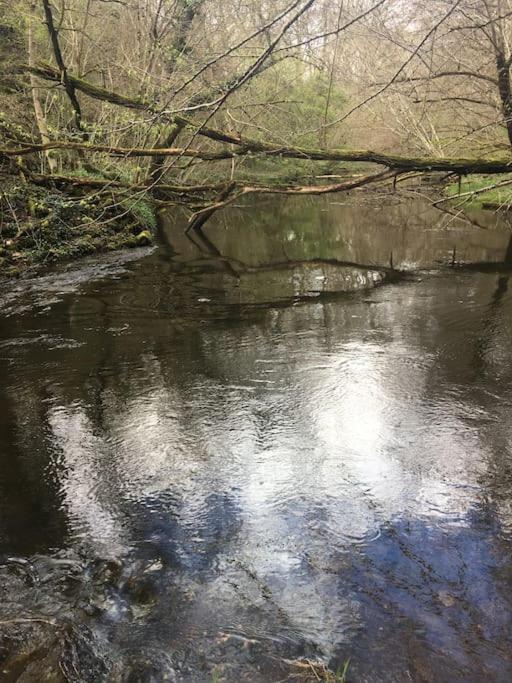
[1,196,512,680]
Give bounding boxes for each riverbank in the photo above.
[1,172,508,281]
[444,173,512,210]
[0,178,156,278]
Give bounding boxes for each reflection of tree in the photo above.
[3,200,512,678]
[161,195,512,273]
[381,248,512,572]
[466,231,512,552]
[470,230,512,378]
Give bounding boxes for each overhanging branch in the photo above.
[3,138,512,174]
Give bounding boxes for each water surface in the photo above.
[1,196,512,681]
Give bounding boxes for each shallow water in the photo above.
[1,196,512,681]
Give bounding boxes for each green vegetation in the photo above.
[246,67,346,148]
[3,0,512,277]
[444,174,512,210]
[122,197,158,233]
[0,180,156,276]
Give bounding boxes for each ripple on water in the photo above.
[1,225,512,679]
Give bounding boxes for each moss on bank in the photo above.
[0,179,156,277]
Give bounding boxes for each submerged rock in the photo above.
[118,654,177,683]
[0,620,108,682]
[135,230,153,246]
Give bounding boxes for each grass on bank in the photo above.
[444,173,512,210]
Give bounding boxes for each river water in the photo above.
[1,196,512,681]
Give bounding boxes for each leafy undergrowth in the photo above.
[0,179,156,277]
[444,173,512,210]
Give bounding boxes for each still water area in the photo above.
[1,196,512,681]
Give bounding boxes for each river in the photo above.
[1,195,512,681]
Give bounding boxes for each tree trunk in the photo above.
[28,2,57,173]
[483,0,512,147]
[41,0,86,138]
[495,50,512,146]
[148,123,185,186]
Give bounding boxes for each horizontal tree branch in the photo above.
[4,138,512,174]
[25,63,508,174]
[412,96,495,107]
[386,70,498,86]
[16,62,512,186]
[27,171,227,195]
[186,170,397,231]
[25,63,151,110]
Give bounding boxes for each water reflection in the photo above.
[162,194,512,272]
[1,198,512,680]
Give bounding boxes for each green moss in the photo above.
[0,179,157,277]
[135,230,152,246]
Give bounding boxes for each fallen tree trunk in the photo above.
[4,139,512,175]
[22,64,512,174]
[27,172,226,195]
[12,62,512,235]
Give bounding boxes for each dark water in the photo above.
[1,196,512,681]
